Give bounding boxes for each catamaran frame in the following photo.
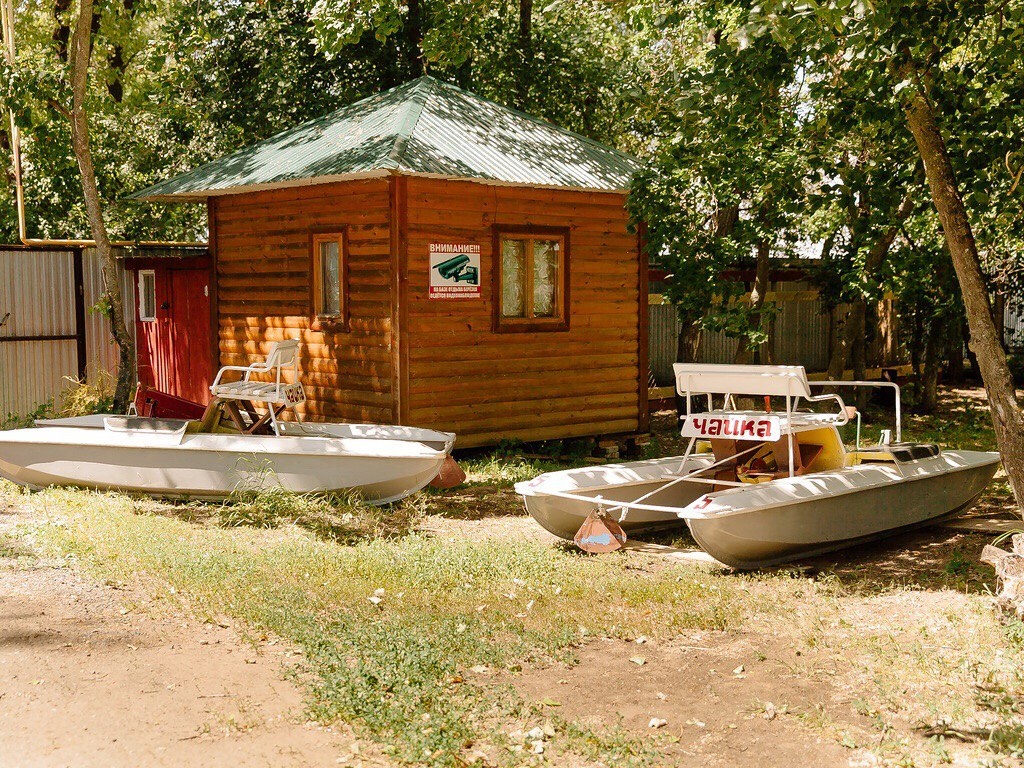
[535,376,905,523]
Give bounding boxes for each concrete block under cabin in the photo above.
[133,76,648,448]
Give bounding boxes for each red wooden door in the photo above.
[168,268,213,403]
[134,264,212,404]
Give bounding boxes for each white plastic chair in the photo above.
[210,339,305,434]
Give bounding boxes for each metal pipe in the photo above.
[808,380,902,442]
[0,0,205,249]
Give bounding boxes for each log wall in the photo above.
[400,177,645,447]
[211,178,396,424]
[210,176,645,446]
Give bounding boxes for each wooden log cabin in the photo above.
[133,76,645,447]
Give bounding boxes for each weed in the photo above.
[458,455,563,488]
[58,372,115,417]
[0,533,33,559]
[988,723,1024,759]
[1,372,114,431]
[946,549,972,577]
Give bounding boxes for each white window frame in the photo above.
[138,270,157,322]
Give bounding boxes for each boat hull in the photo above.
[518,456,710,540]
[687,453,998,568]
[517,451,1001,568]
[0,420,454,504]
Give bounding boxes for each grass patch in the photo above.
[457,455,568,488]
[22,485,808,766]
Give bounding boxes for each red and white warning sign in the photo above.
[429,243,482,299]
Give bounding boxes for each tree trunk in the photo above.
[920,315,941,414]
[677,320,701,364]
[734,237,771,364]
[69,0,134,410]
[827,306,848,379]
[515,0,532,110]
[905,88,1024,512]
[910,310,924,377]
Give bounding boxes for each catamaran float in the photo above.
[516,363,1000,568]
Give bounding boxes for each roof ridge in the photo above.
[428,78,639,165]
[387,77,434,169]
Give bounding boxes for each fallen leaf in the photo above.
[629,656,647,666]
[649,718,667,729]
[540,697,561,707]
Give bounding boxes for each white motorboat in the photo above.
[0,341,456,504]
[516,363,1001,568]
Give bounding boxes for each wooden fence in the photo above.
[1006,296,1024,351]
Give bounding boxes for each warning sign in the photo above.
[429,243,482,299]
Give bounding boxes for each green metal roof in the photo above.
[132,77,640,201]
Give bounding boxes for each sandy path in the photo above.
[0,515,380,767]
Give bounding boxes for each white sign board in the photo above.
[429,243,482,299]
[680,414,782,441]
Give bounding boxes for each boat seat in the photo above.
[857,442,940,463]
[104,416,189,434]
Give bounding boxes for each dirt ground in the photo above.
[0,506,385,768]
[3,497,1009,767]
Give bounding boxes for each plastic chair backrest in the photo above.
[265,339,299,370]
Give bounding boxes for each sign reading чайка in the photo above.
[429,243,482,299]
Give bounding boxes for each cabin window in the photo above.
[495,230,568,331]
[138,270,156,321]
[312,232,346,319]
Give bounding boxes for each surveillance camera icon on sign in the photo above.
[433,254,479,285]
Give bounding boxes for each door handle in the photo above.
[160,302,170,311]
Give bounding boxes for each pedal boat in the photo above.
[516,364,1000,568]
[0,340,456,504]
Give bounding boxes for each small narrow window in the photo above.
[312,232,345,320]
[495,231,567,331]
[138,270,156,321]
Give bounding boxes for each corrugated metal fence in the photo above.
[0,247,133,421]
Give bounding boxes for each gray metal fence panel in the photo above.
[0,249,79,420]
[648,303,680,384]
[82,247,135,380]
[0,247,136,421]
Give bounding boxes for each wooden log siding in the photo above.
[212,178,396,424]
[403,177,642,447]
[210,176,643,446]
